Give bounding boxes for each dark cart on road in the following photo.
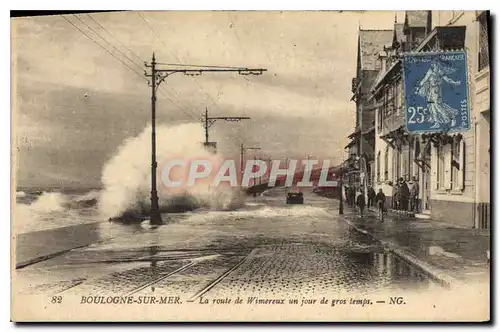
[286,192,304,204]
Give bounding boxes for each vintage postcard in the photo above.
[11,10,490,322]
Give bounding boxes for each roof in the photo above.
[344,140,356,149]
[404,11,428,29]
[348,128,361,139]
[371,59,401,93]
[366,22,404,94]
[359,29,393,71]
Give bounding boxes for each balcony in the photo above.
[380,109,404,137]
[351,77,357,93]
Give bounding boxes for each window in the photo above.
[369,161,375,187]
[402,146,410,181]
[384,88,390,116]
[395,147,401,182]
[437,145,444,189]
[408,143,413,179]
[384,146,389,181]
[451,139,459,188]
[452,138,466,190]
[414,140,421,181]
[394,82,399,115]
[436,143,453,190]
[387,85,394,115]
[376,151,381,183]
[478,12,490,71]
[377,106,383,133]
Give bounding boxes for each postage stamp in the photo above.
[10,10,490,322]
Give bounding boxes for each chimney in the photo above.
[378,50,388,73]
[426,10,432,35]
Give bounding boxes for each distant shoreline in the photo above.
[16,186,103,194]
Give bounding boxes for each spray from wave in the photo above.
[14,191,101,234]
[98,123,245,220]
[25,192,67,213]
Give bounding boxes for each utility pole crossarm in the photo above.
[209,116,251,121]
[155,68,267,75]
[202,108,251,145]
[240,144,261,173]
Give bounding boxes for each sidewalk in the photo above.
[15,221,119,269]
[341,207,490,287]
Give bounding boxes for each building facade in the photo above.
[348,28,393,197]
[348,10,490,228]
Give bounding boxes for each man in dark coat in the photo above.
[375,188,386,209]
[409,176,419,212]
[375,188,386,221]
[393,182,400,210]
[356,191,366,217]
[399,177,410,211]
[367,186,376,209]
[349,187,356,207]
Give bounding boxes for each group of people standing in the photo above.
[345,185,386,218]
[392,176,420,212]
[345,175,420,219]
[359,187,387,217]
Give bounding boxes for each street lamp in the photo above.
[339,155,345,215]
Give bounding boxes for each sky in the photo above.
[12,10,405,188]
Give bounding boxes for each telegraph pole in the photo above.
[240,144,260,176]
[339,153,344,215]
[145,54,266,225]
[202,107,250,149]
[149,53,162,225]
[240,143,244,175]
[205,108,209,144]
[253,155,257,187]
[267,158,272,183]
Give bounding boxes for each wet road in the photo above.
[15,188,439,299]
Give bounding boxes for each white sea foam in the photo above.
[98,123,245,219]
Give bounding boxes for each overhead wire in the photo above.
[60,15,144,80]
[136,12,222,110]
[84,13,198,121]
[62,14,198,121]
[72,14,144,72]
[85,14,144,63]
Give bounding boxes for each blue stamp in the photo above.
[402,51,470,133]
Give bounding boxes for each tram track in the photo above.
[47,251,251,297]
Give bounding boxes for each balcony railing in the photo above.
[380,109,404,136]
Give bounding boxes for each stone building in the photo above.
[370,11,433,210]
[347,28,393,196]
[358,10,490,228]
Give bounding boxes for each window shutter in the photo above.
[444,144,452,190]
[457,140,466,190]
[431,145,439,189]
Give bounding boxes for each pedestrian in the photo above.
[393,181,400,210]
[409,176,419,212]
[367,186,376,209]
[349,187,355,207]
[356,190,366,217]
[399,177,410,211]
[375,188,386,221]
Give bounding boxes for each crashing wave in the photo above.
[98,123,245,221]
